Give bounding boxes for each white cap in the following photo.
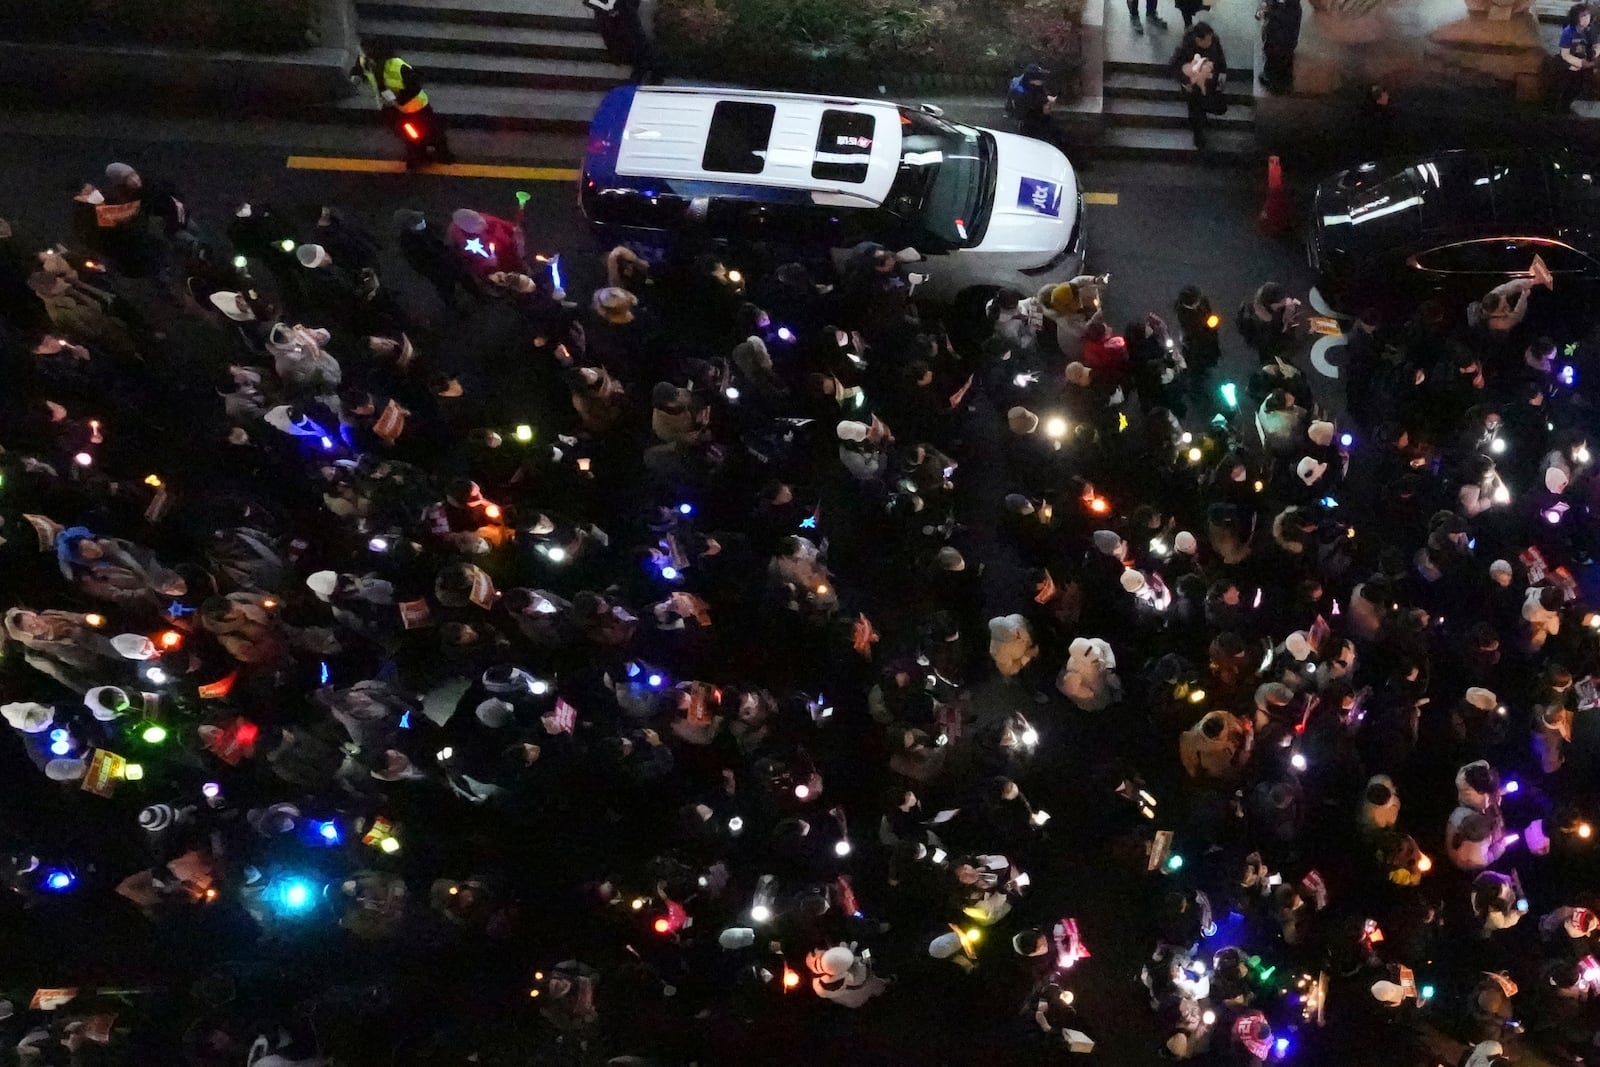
[1370,980,1405,1006]
[1546,466,1570,494]
[1465,687,1497,711]
[111,633,158,660]
[836,420,869,443]
[1120,569,1147,593]
[1174,531,1198,555]
[718,927,756,950]
[44,758,87,782]
[306,570,339,601]
[1284,631,1312,661]
[295,243,331,269]
[476,698,514,729]
[1,701,53,733]
[208,290,256,322]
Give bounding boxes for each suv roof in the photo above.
[614,86,903,207]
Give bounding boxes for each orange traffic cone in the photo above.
[1258,154,1292,237]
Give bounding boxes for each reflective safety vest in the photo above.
[365,57,428,112]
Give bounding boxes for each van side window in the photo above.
[812,111,875,184]
[703,102,776,175]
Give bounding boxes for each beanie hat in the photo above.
[1547,466,1570,494]
[85,686,132,722]
[2,701,54,733]
[1004,493,1035,516]
[1256,682,1294,709]
[306,570,339,601]
[1065,362,1092,387]
[936,546,966,572]
[476,698,514,729]
[1308,420,1336,447]
[1370,980,1405,1006]
[105,162,136,184]
[450,209,486,235]
[1046,281,1081,315]
[836,420,869,443]
[1465,687,1497,712]
[1120,569,1147,593]
[1174,531,1198,555]
[1007,407,1039,434]
[1284,631,1313,661]
[817,946,855,978]
[718,927,756,950]
[45,758,87,782]
[1092,530,1123,556]
[140,803,176,832]
[295,244,331,269]
[111,633,158,660]
[1296,456,1328,485]
[1489,559,1513,582]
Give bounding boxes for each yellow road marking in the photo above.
[1083,191,1118,205]
[286,156,579,181]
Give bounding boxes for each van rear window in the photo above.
[812,110,874,184]
[702,101,776,175]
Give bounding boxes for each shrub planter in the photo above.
[0,0,357,110]
[658,0,1087,102]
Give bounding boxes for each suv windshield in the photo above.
[884,109,994,248]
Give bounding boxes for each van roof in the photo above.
[614,86,904,206]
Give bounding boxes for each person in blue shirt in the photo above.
[1555,3,1596,113]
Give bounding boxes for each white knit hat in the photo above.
[306,571,339,601]
[1284,631,1313,661]
[1370,980,1405,1006]
[1546,466,1570,494]
[836,420,869,443]
[1465,687,1497,712]
[295,244,331,269]
[2,701,54,733]
[1174,531,1198,555]
[1307,420,1336,447]
[1120,569,1147,593]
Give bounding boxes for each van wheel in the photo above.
[944,286,1002,355]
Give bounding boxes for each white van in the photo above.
[580,84,1085,303]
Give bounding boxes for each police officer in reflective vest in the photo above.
[351,41,453,167]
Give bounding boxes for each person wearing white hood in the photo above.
[1521,582,1563,651]
[836,419,886,482]
[1179,709,1250,783]
[1056,636,1121,711]
[987,614,1038,678]
[805,943,886,1007]
[1357,775,1400,836]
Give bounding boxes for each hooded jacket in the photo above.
[1057,637,1120,710]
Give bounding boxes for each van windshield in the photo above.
[885,109,994,248]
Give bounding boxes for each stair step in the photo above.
[327,83,606,132]
[405,49,630,89]
[356,0,592,30]
[1102,70,1255,106]
[1105,58,1253,79]
[359,18,611,59]
[1103,95,1253,129]
[1097,124,1256,162]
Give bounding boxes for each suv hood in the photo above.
[974,129,1078,264]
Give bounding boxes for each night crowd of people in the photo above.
[2,160,1600,1067]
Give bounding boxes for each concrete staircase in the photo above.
[1100,58,1257,161]
[336,0,628,132]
